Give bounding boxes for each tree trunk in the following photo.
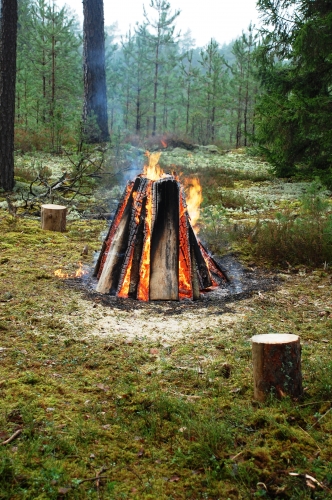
[185,81,191,135]
[152,57,159,136]
[83,0,110,143]
[41,204,67,232]
[0,0,18,191]
[251,333,303,401]
[136,88,141,133]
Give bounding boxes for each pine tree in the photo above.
[16,0,82,150]
[231,25,259,148]
[142,0,180,136]
[254,0,332,180]
[179,50,200,135]
[199,39,228,143]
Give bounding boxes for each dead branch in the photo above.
[310,407,332,429]
[78,475,108,484]
[1,428,22,445]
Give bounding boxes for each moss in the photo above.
[2,153,332,498]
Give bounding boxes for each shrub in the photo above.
[251,182,332,267]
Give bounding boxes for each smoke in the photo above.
[115,147,145,186]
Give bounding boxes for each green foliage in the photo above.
[104,15,260,145]
[252,181,332,266]
[15,0,82,152]
[14,1,263,149]
[254,0,332,181]
[3,152,332,498]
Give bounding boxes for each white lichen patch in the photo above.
[162,150,271,175]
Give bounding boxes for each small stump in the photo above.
[251,333,303,401]
[41,204,67,232]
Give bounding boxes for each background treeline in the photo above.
[15,0,332,185]
[15,0,260,152]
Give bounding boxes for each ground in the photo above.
[0,150,332,499]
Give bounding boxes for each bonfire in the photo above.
[93,152,227,301]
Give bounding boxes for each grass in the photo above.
[1,150,332,498]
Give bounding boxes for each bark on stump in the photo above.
[41,204,67,232]
[251,333,303,401]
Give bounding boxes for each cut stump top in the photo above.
[41,204,67,210]
[251,333,299,344]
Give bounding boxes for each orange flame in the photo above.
[137,182,153,301]
[185,177,202,233]
[54,262,87,279]
[178,193,193,300]
[143,151,164,181]
[161,139,167,148]
[117,188,145,298]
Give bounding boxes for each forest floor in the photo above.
[0,149,332,499]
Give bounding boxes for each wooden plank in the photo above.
[117,178,149,298]
[149,179,179,300]
[178,193,193,300]
[198,240,229,282]
[93,180,134,277]
[96,197,132,294]
[188,225,212,289]
[128,203,145,298]
[190,245,201,300]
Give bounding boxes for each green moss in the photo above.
[1,152,332,498]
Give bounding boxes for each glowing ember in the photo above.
[178,192,193,300]
[143,151,164,181]
[185,177,202,232]
[54,262,87,279]
[137,182,153,301]
[117,187,146,299]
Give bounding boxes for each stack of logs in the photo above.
[94,175,227,301]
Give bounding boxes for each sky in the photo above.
[57,0,261,47]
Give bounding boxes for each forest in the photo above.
[12,0,258,151]
[0,0,332,499]
[5,0,330,182]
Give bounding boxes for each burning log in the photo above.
[94,153,228,301]
[150,179,179,300]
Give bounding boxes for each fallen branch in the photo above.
[310,407,332,429]
[1,428,22,445]
[289,472,330,491]
[78,475,108,484]
[230,450,244,461]
[297,425,321,451]
[296,400,332,407]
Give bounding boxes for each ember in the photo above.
[94,152,228,301]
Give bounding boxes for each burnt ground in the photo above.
[65,253,280,314]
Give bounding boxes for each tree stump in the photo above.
[41,204,67,232]
[251,333,303,401]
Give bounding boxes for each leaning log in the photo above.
[251,333,303,401]
[96,198,132,294]
[94,174,228,301]
[41,204,67,232]
[150,179,179,300]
